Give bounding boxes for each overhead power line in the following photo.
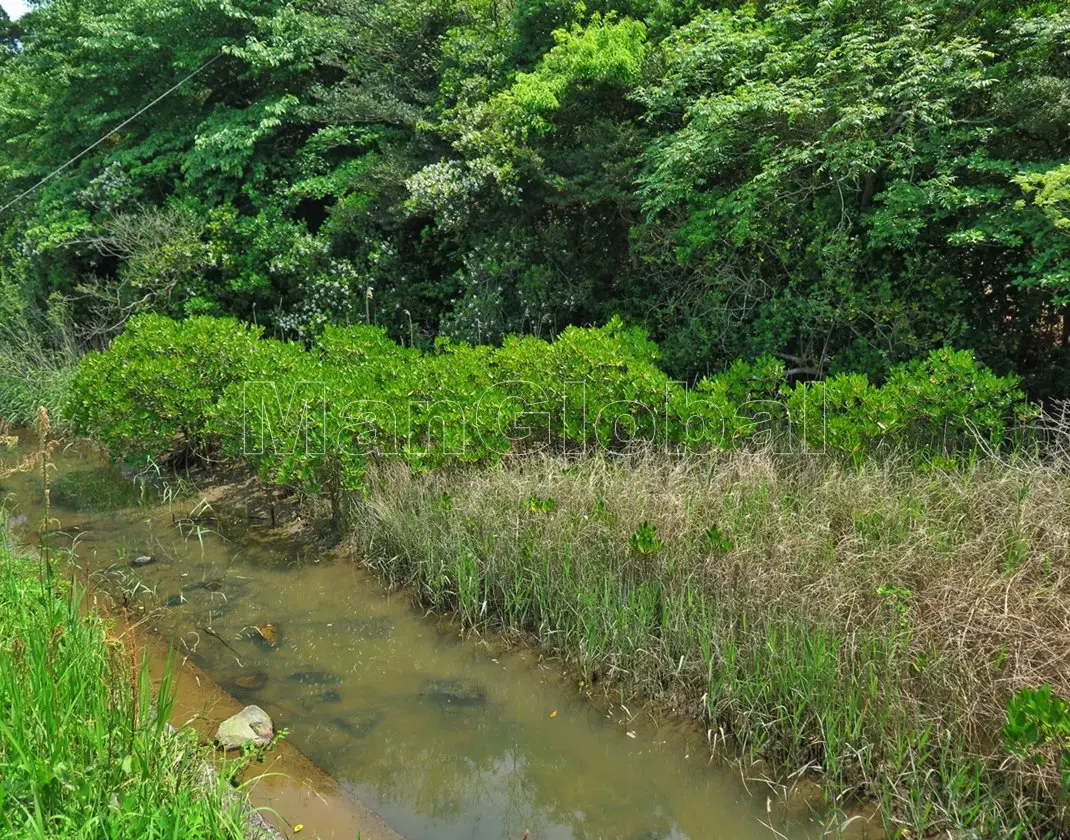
[0,51,222,215]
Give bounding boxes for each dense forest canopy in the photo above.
[0,0,1068,394]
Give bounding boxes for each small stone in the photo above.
[214,705,274,751]
[131,555,154,568]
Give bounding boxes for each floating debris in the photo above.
[252,622,279,650]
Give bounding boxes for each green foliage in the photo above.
[637,1,1070,391]
[787,372,898,460]
[1005,685,1070,786]
[527,494,557,513]
[494,316,674,449]
[70,317,1036,497]
[876,583,914,632]
[68,315,269,463]
[786,348,1032,460]
[703,524,732,554]
[1,0,1068,397]
[628,520,663,555]
[1017,163,1070,237]
[496,13,648,135]
[884,348,1037,449]
[712,356,786,409]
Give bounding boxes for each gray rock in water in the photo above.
[214,705,274,750]
[422,678,487,708]
[131,555,155,568]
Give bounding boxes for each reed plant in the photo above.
[0,531,253,838]
[0,286,79,430]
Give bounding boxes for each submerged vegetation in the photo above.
[0,530,251,838]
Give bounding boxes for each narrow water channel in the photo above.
[2,443,819,840]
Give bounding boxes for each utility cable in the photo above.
[0,51,223,215]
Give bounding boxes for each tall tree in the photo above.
[0,0,1068,394]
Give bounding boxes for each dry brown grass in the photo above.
[348,449,1070,836]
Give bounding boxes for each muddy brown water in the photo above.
[121,610,404,840]
[1,444,839,840]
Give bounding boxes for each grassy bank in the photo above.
[349,451,1070,837]
[0,527,252,838]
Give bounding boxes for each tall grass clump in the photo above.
[0,284,79,430]
[0,528,252,838]
[350,451,1070,837]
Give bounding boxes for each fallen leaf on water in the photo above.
[293,825,303,833]
[626,731,636,739]
[549,709,557,718]
[255,623,278,647]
